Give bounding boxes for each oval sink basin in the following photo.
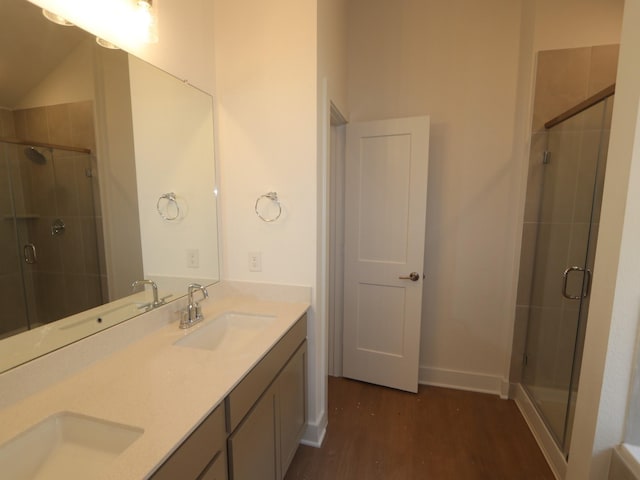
[174,312,276,352]
[0,412,143,480]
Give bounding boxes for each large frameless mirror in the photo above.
[0,0,219,372]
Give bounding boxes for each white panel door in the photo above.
[343,116,430,393]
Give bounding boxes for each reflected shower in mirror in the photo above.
[0,0,219,372]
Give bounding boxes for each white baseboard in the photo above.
[300,412,327,448]
[419,366,509,398]
[513,383,565,479]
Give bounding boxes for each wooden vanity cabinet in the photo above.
[152,313,307,480]
[227,315,307,480]
[151,403,227,480]
[278,342,307,474]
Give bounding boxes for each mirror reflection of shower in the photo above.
[23,146,47,165]
[0,137,106,339]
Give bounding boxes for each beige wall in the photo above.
[318,0,348,117]
[93,49,144,301]
[15,39,94,110]
[348,0,524,392]
[211,0,323,443]
[532,0,625,52]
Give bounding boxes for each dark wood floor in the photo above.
[285,377,554,480]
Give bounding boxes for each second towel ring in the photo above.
[255,192,282,223]
[157,192,180,221]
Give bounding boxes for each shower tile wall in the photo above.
[10,101,106,325]
[511,44,619,385]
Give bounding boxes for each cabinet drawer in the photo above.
[152,403,226,480]
[226,314,307,432]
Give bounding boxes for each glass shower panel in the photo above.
[522,98,611,455]
[0,142,105,337]
[14,146,105,325]
[0,141,31,338]
[564,95,614,451]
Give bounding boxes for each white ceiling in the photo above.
[0,0,88,109]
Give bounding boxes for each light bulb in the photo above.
[135,0,158,43]
[96,37,120,49]
[42,9,74,26]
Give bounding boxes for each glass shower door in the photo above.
[0,141,32,337]
[522,96,613,456]
[13,146,104,326]
[0,141,105,337]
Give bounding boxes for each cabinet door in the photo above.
[200,451,228,480]
[279,342,307,476]
[228,385,279,480]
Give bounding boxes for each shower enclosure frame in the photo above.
[520,85,615,458]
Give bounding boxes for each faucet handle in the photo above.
[194,302,203,321]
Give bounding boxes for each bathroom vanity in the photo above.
[0,282,310,480]
[153,314,307,480]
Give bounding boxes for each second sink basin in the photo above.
[0,412,143,480]
[174,312,276,352]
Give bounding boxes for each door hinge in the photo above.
[523,353,528,366]
[542,151,551,165]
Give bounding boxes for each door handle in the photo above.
[24,243,37,264]
[399,272,420,282]
[584,268,592,297]
[562,266,589,300]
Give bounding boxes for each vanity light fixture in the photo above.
[95,37,120,49]
[42,9,73,26]
[135,0,158,43]
[42,1,158,46]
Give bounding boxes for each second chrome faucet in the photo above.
[180,283,209,329]
[132,279,169,311]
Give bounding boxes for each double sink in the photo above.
[0,311,275,479]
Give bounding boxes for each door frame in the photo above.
[328,104,347,377]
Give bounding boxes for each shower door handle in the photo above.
[23,243,37,264]
[584,268,593,298]
[562,266,589,300]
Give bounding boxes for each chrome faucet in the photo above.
[180,283,209,329]
[131,279,166,311]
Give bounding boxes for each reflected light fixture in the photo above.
[42,9,74,26]
[42,1,158,46]
[95,37,120,50]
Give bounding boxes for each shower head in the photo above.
[24,147,47,165]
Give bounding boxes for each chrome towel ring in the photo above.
[255,192,282,223]
[157,192,180,221]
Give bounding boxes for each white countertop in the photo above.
[0,285,309,479]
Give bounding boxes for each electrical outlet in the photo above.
[187,249,199,268]
[248,252,262,272]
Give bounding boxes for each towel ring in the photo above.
[157,192,180,221]
[255,192,282,223]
